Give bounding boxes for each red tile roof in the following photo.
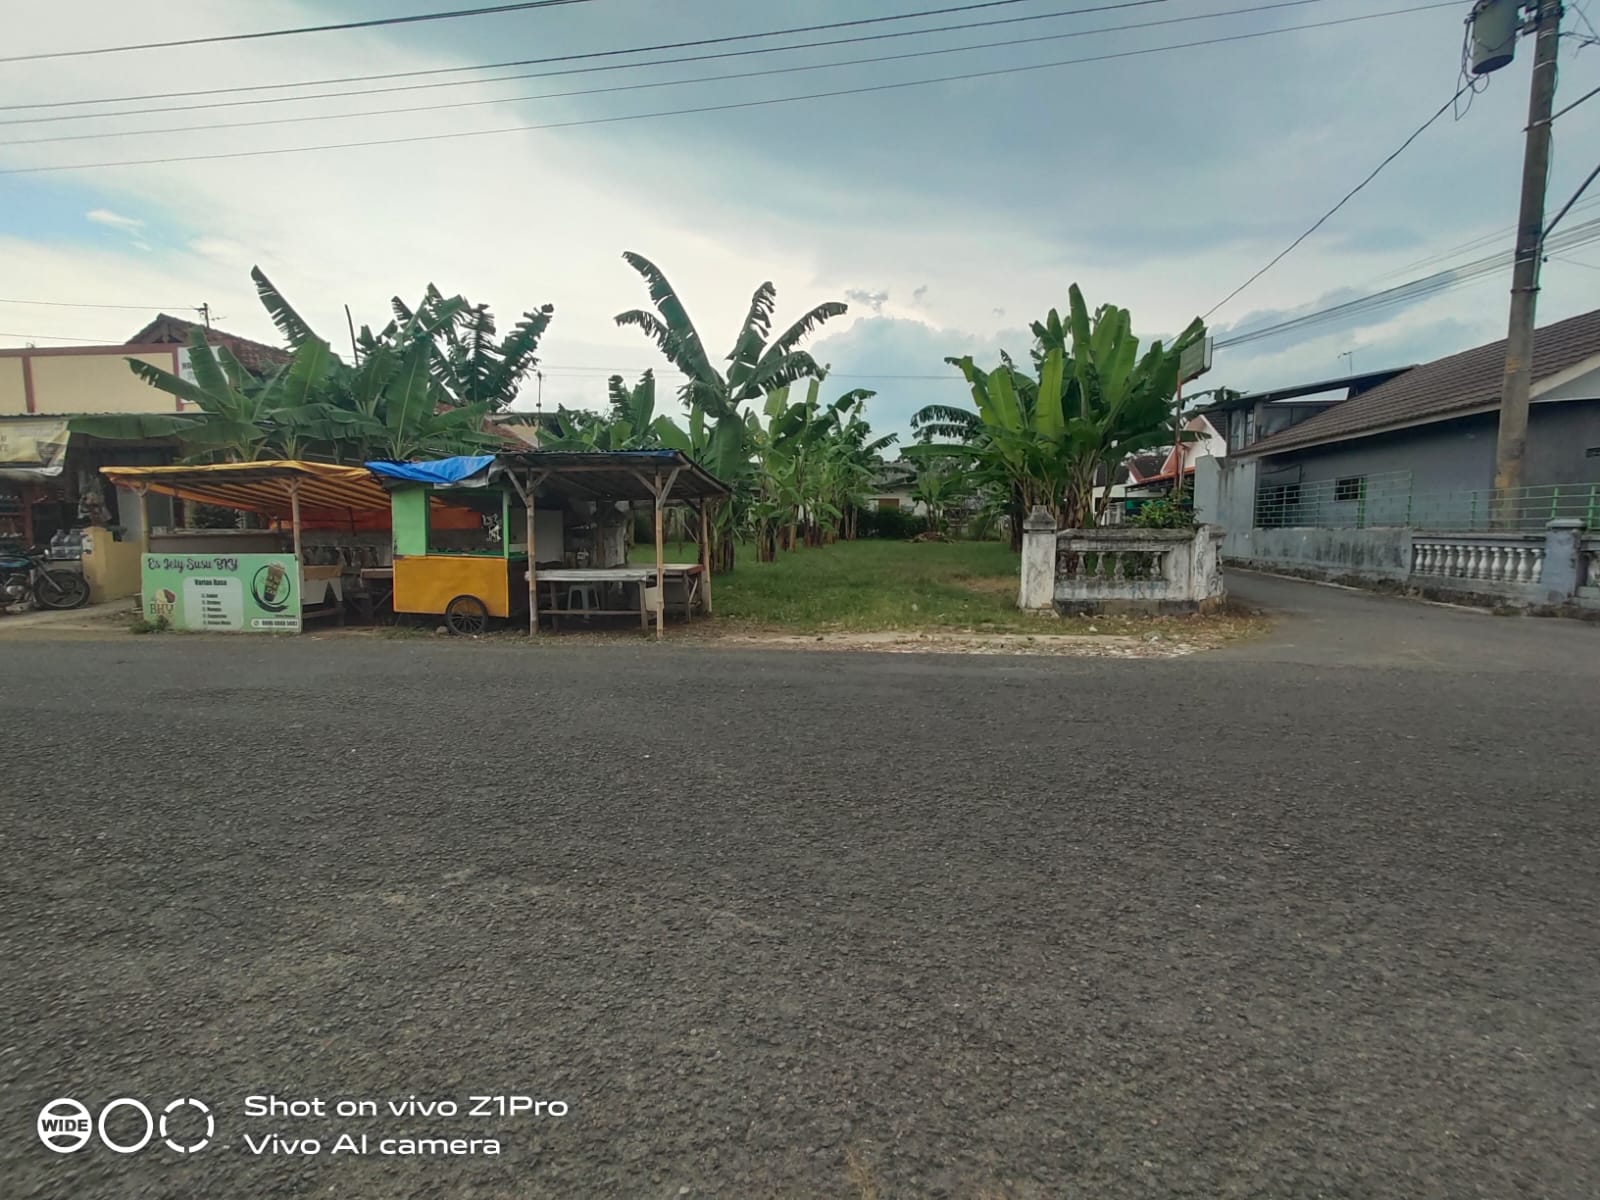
[1241,307,1600,456]
[127,313,291,374]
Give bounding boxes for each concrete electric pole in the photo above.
[1486,0,1563,522]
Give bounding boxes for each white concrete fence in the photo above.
[1221,518,1593,610]
[1019,507,1225,613]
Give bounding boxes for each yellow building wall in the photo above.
[28,352,178,414]
[393,555,516,618]
[0,359,26,415]
[79,525,143,603]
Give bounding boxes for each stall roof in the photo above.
[101,460,392,520]
[366,450,730,504]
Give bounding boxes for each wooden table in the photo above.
[528,565,703,631]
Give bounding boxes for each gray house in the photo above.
[1205,308,1600,533]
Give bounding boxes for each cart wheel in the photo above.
[444,595,489,636]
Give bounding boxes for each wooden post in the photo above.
[698,499,713,616]
[134,485,150,557]
[653,470,666,640]
[526,473,538,636]
[288,479,304,566]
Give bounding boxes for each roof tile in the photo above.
[1243,307,1600,456]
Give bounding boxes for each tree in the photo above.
[910,284,1204,539]
[389,284,554,411]
[614,251,849,568]
[614,251,846,482]
[96,269,523,464]
[910,457,971,537]
[539,371,690,452]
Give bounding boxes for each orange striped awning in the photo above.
[100,460,392,526]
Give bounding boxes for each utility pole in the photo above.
[197,302,212,330]
[1491,0,1562,522]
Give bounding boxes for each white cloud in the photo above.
[1,0,1595,428]
[86,208,144,232]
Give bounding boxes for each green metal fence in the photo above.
[1253,471,1600,532]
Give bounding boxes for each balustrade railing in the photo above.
[1412,537,1544,584]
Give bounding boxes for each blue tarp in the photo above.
[365,456,496,488]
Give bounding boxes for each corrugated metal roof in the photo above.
[507,451,731,502]
[1240,307,1600,457]
[101,460,390,520]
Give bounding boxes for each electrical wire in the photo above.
[0,3,1463,177]
[0,0,598,65]
[0,0,1138,112]
[1369,193,1600,283]
[1546,79,1600,124]
[0,0,1342,148]
[1203,80,1471,319]
[1543,159,1600,239]
[0,331,123,342]
[0,0,1178,127]
[1214,216,1600,347]
[0,297,193,311]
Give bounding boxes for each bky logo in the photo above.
[37,1096,213,1155]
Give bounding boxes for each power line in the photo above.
[0,0,598,65]
[1214,216,1600,348]
[0,0,1341,148]
[0,331,123,342]
[0,0,1176,126]
[0,3,1462,177]
[1546,80,1600,124]
[1204,80,1471,319]
[1543,159,1600,239]
[0,0,1126,111]
[1369,193,1600,283]
[0,297,191,311]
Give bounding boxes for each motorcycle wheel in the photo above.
[35,569,91,610]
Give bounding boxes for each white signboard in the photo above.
[1179,336,1214,384]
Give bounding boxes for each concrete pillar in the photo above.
[1193,456,1222,527]
[1018,506,1057,610]
[1538,518,1585,604]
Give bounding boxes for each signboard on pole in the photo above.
[1179,336,1214,384]
[142,553,302,632]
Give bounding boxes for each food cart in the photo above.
[99,460,395,633]
[365,450,730,638]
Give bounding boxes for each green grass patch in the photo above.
[634,539,1050,633]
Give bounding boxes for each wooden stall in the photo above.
[99,461,393,633]
[367,451,729,639]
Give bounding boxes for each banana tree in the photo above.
[614,251,848,568]
[105,326,330,461]
[910,458,972,537]
[390,284,554,410]
[1060,284,1204,527]
[912,284,1204,540]
[539,371,691,452]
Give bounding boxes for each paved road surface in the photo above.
[3,576,1597,1197]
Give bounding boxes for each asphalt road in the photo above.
[3,576,1598,1197]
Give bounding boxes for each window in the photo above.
[1255,483,1302,528]
[1335,476,1365,503]
[877,497,900,510]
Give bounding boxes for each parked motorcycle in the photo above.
[0,544,91,611]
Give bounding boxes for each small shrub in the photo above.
[1128,498,1196,529]
[857,508,928,539]
[129,614,171,634]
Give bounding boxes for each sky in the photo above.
[2,0,1598,447]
